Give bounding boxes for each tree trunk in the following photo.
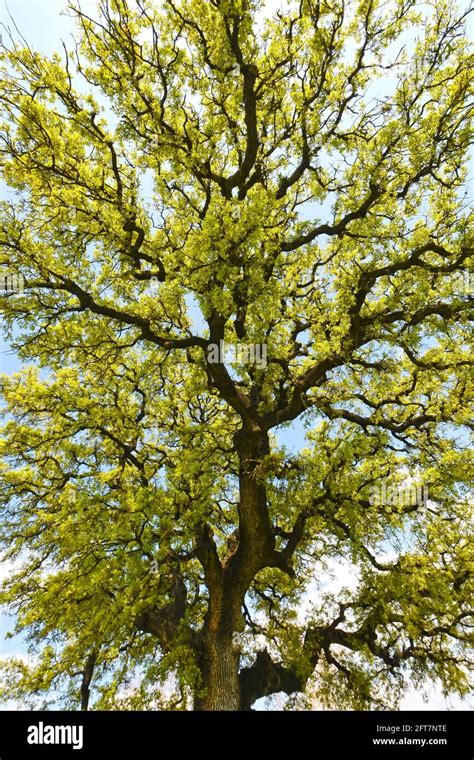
[197,632,241,710]
[194,427,273,711]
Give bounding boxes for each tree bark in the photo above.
[194,427,275,710]
[197,631,241,710]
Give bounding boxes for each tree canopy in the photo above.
[0,0,472,710]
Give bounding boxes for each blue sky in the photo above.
[0,0,471,711]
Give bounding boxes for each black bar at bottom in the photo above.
[0,710,470,758]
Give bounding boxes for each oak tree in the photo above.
[0,0,473,710]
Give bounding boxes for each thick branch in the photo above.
[135,566,187,652]
[239,649,302,710]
